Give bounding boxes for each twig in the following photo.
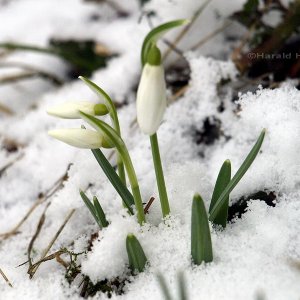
[28,209,76,278]
[42,209,76,258]
[28,250,67,273]
[105,0,129,17]
[162,39,184,59]
[162,0,212,60]
[56,253,69,269]
[80,276,90,297]
[0,267,13,287]
[0,71,63,86]
[0,62,64,86]
[27,202,51,269]
[190,20,233,51]
[169,85,189,103]
[0,103,14,115]
[0,166,70,240]
[144,197,155,214]
[0,153,24,178]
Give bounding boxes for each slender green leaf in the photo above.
[79,76,118,128]
[178,272,188,300]
[126,234,148,273]
[93,196,109,228]
[141,19,190,65]
[79,190,102,228]
[191,194,213,265]
[91,148,134,214]
[209,160,231,228]
[209,129,266,222]
[156,273,173,300]
[79,76,126,185]
[80,112,145,225]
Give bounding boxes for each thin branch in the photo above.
[0,62,64,85]
[0,102,14,115]
[0,153,24,178]
[190,20,233,51]
[28,209,76,278]
[162,0,212,60]
[0,267,13,287]
[27,202,51,270]
[169,85,189,103]
[144,197,155,214]
[55,253,69,269]
[0,165,70,240]
[28,250,67,273]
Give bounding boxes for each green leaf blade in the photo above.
[209,160,231,228]
[209,129,266,222]
[80,190,102,228]
[156,273,173,300]
[141,19,190,65]
[91,148,134,214]
[79,76,126,185]
[178,272,188,300]
[79,76,115,119]
[93,196,109,228]
[126,234,148,273]
[191,193,213,265]
[81,112,145,225]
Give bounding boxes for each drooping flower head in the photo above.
[47,101,108,119]
[48,128,113,149]
[136,45,166,135]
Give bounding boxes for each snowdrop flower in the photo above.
[47,101,108,119]
[48,128,112,149]
[136,46,166,135]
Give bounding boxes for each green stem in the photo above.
[117,154,126,185]
[101,90,126,186]
[121,149,145,225]
[150,133,170,217]
[114,115,126,199]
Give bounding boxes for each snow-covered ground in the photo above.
[0,0,300,299]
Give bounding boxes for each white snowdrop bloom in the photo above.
[47,101,108,119]
[136,47,167,135]
[48,128,111,149]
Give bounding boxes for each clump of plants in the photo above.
[47,19,266,291]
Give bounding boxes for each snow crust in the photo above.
[0,0,300,299]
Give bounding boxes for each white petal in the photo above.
[48,128,103,149]
[136,64,167,135]
[47,101,96,119]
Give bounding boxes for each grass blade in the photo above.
[126,234,148,273]
[141,19,190,65]
[79,190,102,228]
[209,129,266,221]
[157,273,173,300]
[93,196,109,228]
[209,160,231,227]
[91,148,134,214]
[178,272,188,300]
[191,194,213,265]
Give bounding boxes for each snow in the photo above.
[0,0,300,299]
